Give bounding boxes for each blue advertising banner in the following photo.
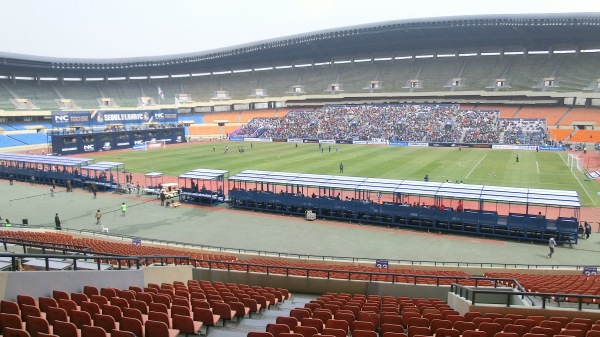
[51,127,186,155]
[538,146,566,151]
[52,109,178,127]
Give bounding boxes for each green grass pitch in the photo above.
[88,141,600,207]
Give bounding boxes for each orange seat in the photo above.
[26,316,52,337]
[4,327,32,337]
[192,308,220,334]
[121,315,145,336]
[292,325,318,337]
[352,330,377,337]
[80,325,107,337]
[1,313,24,331]
[70,310,92,329]
[435,328,461,337]
[276,316,299,331]
[266,323,291,337]
[53,320,79,337]
[172,314,202,337]
[212,302,236,326]
[144,320,179,337]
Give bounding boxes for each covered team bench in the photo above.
[178,168,229,205]
[80,161,125,192]
[0,153,93,188]
[228,170,581,244]
[143,172,164,195]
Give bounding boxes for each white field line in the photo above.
[557,152,595,205]
[536,161,540,174]
[465,154,487,179]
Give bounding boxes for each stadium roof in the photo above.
[229,170,581,207]
[2,13,600,77]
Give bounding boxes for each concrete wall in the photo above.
[193,268,451,299]
[1,270,144,301]
[448,292,600,321]
[143,265,193,286]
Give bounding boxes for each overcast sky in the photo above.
[1,0,599,59]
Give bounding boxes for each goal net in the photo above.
[144,140,167,150]
[567,153,584,172]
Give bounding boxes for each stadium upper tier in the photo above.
[1,53,600,110]
[1,13,600,78]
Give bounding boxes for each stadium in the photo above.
[2,12,600,337]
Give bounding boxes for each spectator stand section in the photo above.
[228,170,580,244]
[143,172,164,195]
[79,162,125,192]
[0,153,93,188]
[178,169,229,205]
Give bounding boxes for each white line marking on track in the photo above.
[557,152,595,205]
[465,154,487,179]
[536,161,539,174]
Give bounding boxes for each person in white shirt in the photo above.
[547,236,557,258]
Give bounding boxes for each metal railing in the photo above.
[450,283,600,311]
[2,225,598,271]
[0,253,142,271]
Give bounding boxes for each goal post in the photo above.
[567,153,584,172]
[144,140,167,150]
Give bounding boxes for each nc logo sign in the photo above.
[154,113,164,119]
[83,144,95,151]
[54,115,69,122]
[134,140,144,146]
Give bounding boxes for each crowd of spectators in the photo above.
[230,104,548,145]
[501,119,547,145]
[230,118,281,138]
[461,110,500,143]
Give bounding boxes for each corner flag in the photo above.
[158,86,164,99]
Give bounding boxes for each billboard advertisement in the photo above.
[51,127,186,155]
[51,109,178,127]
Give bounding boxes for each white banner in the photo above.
[492,145,538,150]
[408,142,429,147]
[244,137,272,142]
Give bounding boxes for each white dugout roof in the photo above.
[229,170,580,208]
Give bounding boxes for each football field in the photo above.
[85,141,600,207]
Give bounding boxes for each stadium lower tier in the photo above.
[228,190,579,244]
